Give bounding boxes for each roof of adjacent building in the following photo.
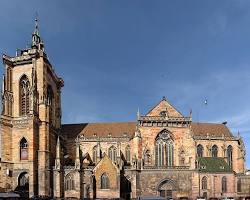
[62,122,137,138]
[191,122,233,137]
[198,157,232,173]
[61,122,233,138]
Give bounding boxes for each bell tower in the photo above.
[0,18,64,197]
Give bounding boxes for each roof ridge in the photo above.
[62,121,136,126]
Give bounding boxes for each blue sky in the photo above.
[1,0,250,167]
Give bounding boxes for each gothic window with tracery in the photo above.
[201,176,207,189]
[212,145,218,157]
[65,174,75,191]
[155,130,174,167]
[197,144,204,157]
[20,137,28,160]
[222,176,227,193]
[19,75,30,116]
[101,173,110,189]
[125,145,131,162]
[108,146,117,163]
[227,145,233,169]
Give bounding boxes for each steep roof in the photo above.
[62,122,136,138]
[198,157,232,173]
[191,122,233,137]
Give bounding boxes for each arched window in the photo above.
[93,145,98,164]
[20,138,28,160]
[212,145,218,157]
[144,149,151,166]
[222,176,227,193]
[125,145,131,162]
[227,145,233,169]
[155,130,174,167]
[108,146,117,163]
[19,75,30,116]
[65,174,75,191]
[201,176,207,189]
[197,144,204,157]
[101,173,110,189]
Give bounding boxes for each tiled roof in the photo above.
[62,122,136,138]
[198,157,232,173]
[191,122,233,137]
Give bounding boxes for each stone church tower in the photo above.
[0,19,63,197]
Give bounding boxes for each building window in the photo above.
[65,174,75,191]
[108,146,117,163]
[144,149,151,166]
[201,176,207,189]
[155,130,174,167]
[227,145,233,169]
[222,176,227,193]
[93,145,98,164]
[47,85,54,122]
[197,144,204,157]
[101,173,110,189]
[19,75,30,116]
[237,179,241,192]
[212,145,218,157]
[20,137,28,160]
[125,145,131,162]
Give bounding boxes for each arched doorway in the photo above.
[16,172,29,198]
[158,179,176,198]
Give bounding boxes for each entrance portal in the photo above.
[158,179,176,198]
[16,172,29,198]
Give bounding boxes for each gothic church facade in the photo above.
[0,21,250,199]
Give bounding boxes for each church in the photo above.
[0,20,250,200]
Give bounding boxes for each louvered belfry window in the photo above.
[20,75,30,116]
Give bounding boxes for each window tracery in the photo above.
[227,145,233,169]
[212,145,218,157]
[197,144,204,157]
[19,75,30,116]
[155,130,174,167]
[65,174,75,191]
[108,146,117,163]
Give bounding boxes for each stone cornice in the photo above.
[193,135,238,141]
[77,135,132,142]
[138,115,191,128]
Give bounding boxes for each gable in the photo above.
[93,155,119,189]
[146,97,183,118]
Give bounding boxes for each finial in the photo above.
[189,109,192,118]
[137,107,140,120]
[162,96,166,101]
[238,131,240,137]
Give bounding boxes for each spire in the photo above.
[31,16,44,51]
[137,107,140,120]
[55,137,61,170]
[56,137,61,159]
[75,142,81,170]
